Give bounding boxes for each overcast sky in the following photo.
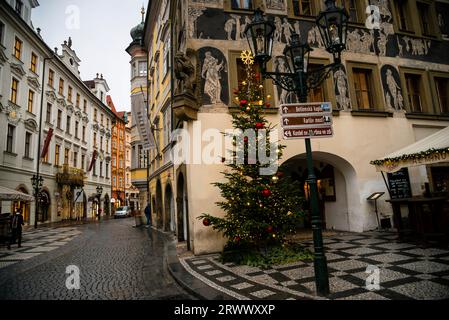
[32,0,146,112]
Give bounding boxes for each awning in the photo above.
[0,186,35,202]
[371,126,449,173]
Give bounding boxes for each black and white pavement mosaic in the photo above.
[181,232,449,300]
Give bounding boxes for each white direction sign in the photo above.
[280,102,334,140]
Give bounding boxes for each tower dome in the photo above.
[129,6,145,45]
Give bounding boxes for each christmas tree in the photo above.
[200,51,306,261]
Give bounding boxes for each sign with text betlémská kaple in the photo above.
[280,102,333,140]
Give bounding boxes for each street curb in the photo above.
[162,232,235,300]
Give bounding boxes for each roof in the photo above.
[107,96,127,123]
[83,80,95,89]
[0,186,35,202]
[371,126,449,173]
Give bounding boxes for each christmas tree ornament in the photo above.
[262,189,272,197]
[255,122,265,130]
[203,218,211,227]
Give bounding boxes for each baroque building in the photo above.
[142,0,449,254]
[0,0,115,225]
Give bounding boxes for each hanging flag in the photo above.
[40,128,54,159]
[88,150,98,172]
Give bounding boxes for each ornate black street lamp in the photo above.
[31,174,44,227]
[244,0,349,296]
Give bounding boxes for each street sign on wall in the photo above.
[280,102,334,140]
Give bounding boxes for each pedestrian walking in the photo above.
[145,203,152,227]
[9,209,24,249]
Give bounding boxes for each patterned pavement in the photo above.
[0,226,82,269]
[181,232,449,300]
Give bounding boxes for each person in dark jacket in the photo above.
[144,203,152,227]
[9,209,24,249]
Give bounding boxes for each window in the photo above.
[81,154,86,170]
[43,148,49,163]
[163,39,170,78]
[75,121,79,139]
[163,108,171,146]
[93,132,97,148]
[107,119,110,130]
[30,53,37,73]
[94,109,98,122]
[100,91,104,102]
[435,77,449,114]
[82,126,86,142]
[76,93,80,108]
[64,148,70,165]
[106,163,109,178]
[405,73,424,113]
[292,0,316,17]
[11,78,18,104]
[59,78,64,96]
[6,125,15,153]
[394,0,413,32]
[46,103,52,123]
[139,61,147,77]
[101,114,104,126]
[68,86,73,102]
[100,161,103,177]
[307,63,328,102]
[66,116,71,134]
[353,68,374,110]
[57,110,62,129]
[113,177,117,187]
[231,0,253,10]
[55,144,60,166]
[0,21,4,45]
[24,132,32,158]
[100,137,103,151]
[27,90,34,113]
[15,0,23,15]
[83,99,87,113]
[417,1,436,37]
[106,140,109,153]
[14,37,22,60]
[338,0,364,24]
[73,152,78,168]
[48,69,54,87]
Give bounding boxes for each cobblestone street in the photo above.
[0,219,193,300]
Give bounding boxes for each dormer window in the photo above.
[15,0,23,16]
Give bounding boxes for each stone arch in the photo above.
[176,172,190,246]
[14,185,31,224]
[164,183,175,233]
[155,179,163,229]
[38,188,51,223]
[281,152,360,232]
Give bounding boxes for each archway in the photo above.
[176,173,189,246]
[281,152,359,232]
[104,194,110,216]
[13,186,31,224]
[164,184,175,233]
[38,190,51,223]
[155,180,163,229]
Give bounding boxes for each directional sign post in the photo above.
[280,102,333,140]
[280,101,333,296]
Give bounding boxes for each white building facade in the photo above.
[0,0,115,225]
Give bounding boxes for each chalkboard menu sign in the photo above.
[387,168,412,199]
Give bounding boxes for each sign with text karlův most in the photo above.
[280,102,334,140]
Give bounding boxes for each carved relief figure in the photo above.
[346,30,374,54]
[386,69,404,110]
[188,7,206,38]
[308,26,323,47]
[174,52,196,95]
[282,18,294,44]
[230,14,242,41]
[402,36,431,56]
[334,69,350,110]
[275,57,289,105]
[274,17,283,43]
[293,21,301,38]
[202,51,225,104]
[265,0,285,10]
[241,16,252,39]
[225,17,236,40]
[377,33,387,56]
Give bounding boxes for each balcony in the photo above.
[56,164,85,187]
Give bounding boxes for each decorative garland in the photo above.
[370,147,449,166]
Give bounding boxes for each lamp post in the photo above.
[244,0,349,296]
[96,185,103,220]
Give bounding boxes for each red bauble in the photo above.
[266,226,274,234]
[240,100,248,106]
[262,189,272,197]
[244,137,249,143]
[255,73,261,80]
[234,236,241,243]
[265,103,271,108]
[255,122,265,130]
[203,218,211,227]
